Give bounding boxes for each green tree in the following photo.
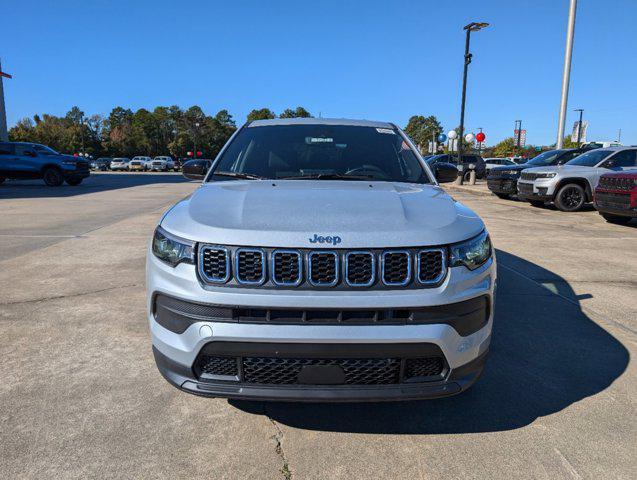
[279,107,312,118]
[247,108,276,121]
[404,115,443,153]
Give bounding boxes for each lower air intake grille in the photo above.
[198,356,238,377]
[242,357,402,385]
[404,357,445,380]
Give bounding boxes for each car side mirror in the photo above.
[182,160,209,180]
[434,163,459,183]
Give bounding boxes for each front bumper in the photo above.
[594,191,637,218]
[487,176,518,194]
[147,251,496,401]
[517,180,554,202]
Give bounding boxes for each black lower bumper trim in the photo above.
[518,193,553,202]
[152,345,488,402]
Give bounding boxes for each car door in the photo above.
[12,144,41,178]
[0,142,17,177]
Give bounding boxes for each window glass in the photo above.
[14,144,35,156]
[211,125,431,183]
[0,143,14,155]
[32,144,59,155]
[609,150,637,167]
[565,149,614,167]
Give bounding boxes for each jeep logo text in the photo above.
[309,234,342,246]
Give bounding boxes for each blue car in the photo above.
[0,142,90,186]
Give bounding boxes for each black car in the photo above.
[90,157,112,171]
[427,154,486,180]
[487,148,589,199]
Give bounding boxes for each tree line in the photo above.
[8,105,312,159]
[9,105,553,160]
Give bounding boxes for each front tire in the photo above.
[555,183,586,212]
[601,213,631,225]
[65,177,83,186]
[43,167,64,186]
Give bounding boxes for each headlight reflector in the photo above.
[450,231,492,270]
[152,226,195,267]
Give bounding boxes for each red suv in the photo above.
[594,171,637,225]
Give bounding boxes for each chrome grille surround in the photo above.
[344,251,375,287]
[197,245,449,290]
[234,248,266,285]
[271,249,303,286]
[380,250,412,287]
[199,245,231,283]
[416,248,447,285]
[307,251,339,287]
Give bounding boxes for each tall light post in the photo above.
[574,108,584,146]
[0,59,12,142]
[457,22,489,184]
[193,122,200,158]
[556,0,578,148]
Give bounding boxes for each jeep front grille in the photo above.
[597,176,634,191]
[197,245,449,290]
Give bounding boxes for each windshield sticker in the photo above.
[306,137,334,144]
[376,128,395,134]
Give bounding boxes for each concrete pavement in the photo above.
[0,173,635,479]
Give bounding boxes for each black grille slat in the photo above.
[598,177,633,191]
[309,252,338,286]
[201,247,229,282]
[346,252,374,286]
[418,250,444,283]
[236,249,265,284]
[272,251,301,285]
[382,252,410,285]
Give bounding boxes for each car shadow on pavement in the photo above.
[230,249,629,434]
[0,172,193,199]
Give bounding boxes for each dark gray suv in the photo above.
[0,142,90,186]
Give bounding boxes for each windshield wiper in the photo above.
[278,173,375,181]
[211,171,266,180]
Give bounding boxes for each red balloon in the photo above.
[196,151,202,157]
[73,153,79,157]
[476,132,486,142]
[187,151,193,156]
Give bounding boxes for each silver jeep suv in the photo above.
[146,118,496,401]
[517,147,637,211]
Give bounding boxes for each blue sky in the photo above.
[2,0,636,146]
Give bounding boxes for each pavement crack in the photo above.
[264,405,292,480]
[0,283,140,306]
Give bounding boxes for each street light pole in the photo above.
[574,108,583,146]
[556,0,578,148]
[194,122,200,157]
[0,58,12,142]
[457,22,489,184]
[515,120,522,148]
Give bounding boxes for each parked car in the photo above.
[485,158,516,171]
[594,170,637,225]
[427,153,486,180]
[173,158,186,171]
[129,156,152,171]
[0,141,90,186]
[150,156,176,171]
[487,148,588,199]
[90,157,112,171]
[510,157,527,164]
[148,117,493,401]
[110,158,131,171]
[517,147,637,211]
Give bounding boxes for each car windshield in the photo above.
[209,124,431,183]
[565,150,614,167]
[526,150,563,166]
[33,144,59,155]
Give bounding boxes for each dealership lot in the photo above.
[0,173,635,479]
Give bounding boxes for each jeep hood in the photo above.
[523,165,597,175]
[161,180,485,248]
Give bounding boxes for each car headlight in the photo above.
[502,170,519,176]
[152,226,195,267]
[450,231,492,270]
[535,172,557,179]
